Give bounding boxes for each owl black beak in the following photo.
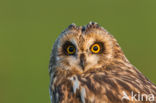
[80,54,86,70]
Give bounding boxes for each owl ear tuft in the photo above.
[84,21,104,33]
[87,21,99,28]
[68,23,77,29]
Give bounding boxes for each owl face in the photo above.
[51,23,116,74]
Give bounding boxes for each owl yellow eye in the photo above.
[66,45,76,55]
[91,43,101,54]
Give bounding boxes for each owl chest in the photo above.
[51,75,82,103]
[51,74,115,103]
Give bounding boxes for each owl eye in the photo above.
[63,41,76,55]
[66,45,76,55]
[90,43,103,54]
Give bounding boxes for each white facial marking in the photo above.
[70,39,77,46]
[87,55,98,64]
[86,55,99,69]
[68,57,77,66]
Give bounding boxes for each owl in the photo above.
[49,22,156,103]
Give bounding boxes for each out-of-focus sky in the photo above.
[0,0,156,103]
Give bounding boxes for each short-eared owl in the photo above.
[49,22,156,103]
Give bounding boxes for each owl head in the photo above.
[49,22,127,75]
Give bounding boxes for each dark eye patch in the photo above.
[63,41,76,55]
[90,42,105,54]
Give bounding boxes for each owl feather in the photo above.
[49,22,156,103]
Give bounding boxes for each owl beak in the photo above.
[79,54,86,70]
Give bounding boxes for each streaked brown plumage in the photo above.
[49,22,156,103]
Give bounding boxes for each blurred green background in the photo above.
[0,0,156,103]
